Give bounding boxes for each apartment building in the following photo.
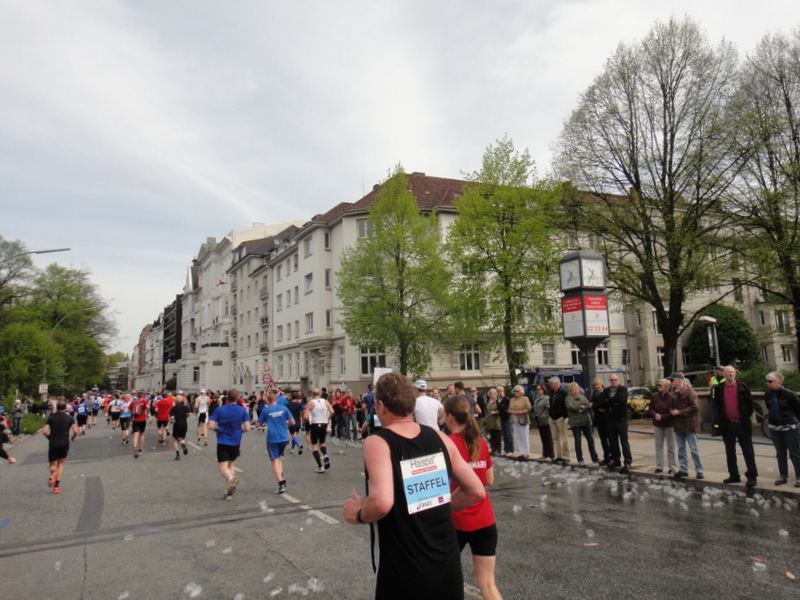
[132,174,798,395]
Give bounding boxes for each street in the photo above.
[1,418,798,599]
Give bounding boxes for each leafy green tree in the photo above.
[337,166,454,376]
[554,16,746,377]
[728,30,800,368]
[686,304,760,368]
[447,136,563,385]
[0,236,36,312]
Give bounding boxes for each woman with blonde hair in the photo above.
[444,396,503,600]
[508,385,532,458]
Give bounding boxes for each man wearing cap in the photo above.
[712,366,757,487]
[669,373,704,479]
[413,380,444,430]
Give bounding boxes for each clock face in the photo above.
[581,258,605,288]
[559,259,580,290]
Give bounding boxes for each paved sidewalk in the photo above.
[523,421,800,496]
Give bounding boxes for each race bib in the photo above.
[400,452,451,515]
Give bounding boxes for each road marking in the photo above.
[234,466,244,473]
[187,442,202,451]
[464,584,482,598]
[277,494,339,524]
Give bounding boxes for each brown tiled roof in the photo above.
[350,172,469,212]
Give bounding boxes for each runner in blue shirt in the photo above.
[209,388,250,501]
[255,391,295,494]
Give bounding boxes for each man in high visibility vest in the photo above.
[710,366,726,436]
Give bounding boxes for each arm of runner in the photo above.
[343,435,393,524]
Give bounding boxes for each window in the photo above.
[276,325,283,342]
[759,311,766,327]
[776,310,791,334]
[782,344,794,363]
[294,286,299,304]
[325,268,332,289]
[459,344,481,371]
[635,311,642,327]
[287,322,291,339]
[360,348,386,376]
[305,312,314,332]
[357,218,373,238]
[733,280,743,303]
[277,265,282,281]
[295,352,300,377]
[326,309,333,328]
[542,343,556,366]
[621,348,630,366]
[763,345,769,364]
[318,352,325,376]
[652,311,661,335]
[681,346,690,367]
[657,346,665,368]
[596,342,609,366]
[637,347,644,369]
[570,344,580,365]
[324,232,331,250]
[293,253,299,271]
[288,353,293,378]
[276,294,283,311]
[303,238,313,257]
[277,355,284,379]
[304,273,313,294]
[339,345,346,375]
[192,366,199,382]
[286,289,291,305]
[294,320,299,339]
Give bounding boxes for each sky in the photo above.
[2,0,799,355]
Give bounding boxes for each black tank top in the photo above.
[369,425,463,600]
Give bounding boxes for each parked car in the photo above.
[627,386,651,419]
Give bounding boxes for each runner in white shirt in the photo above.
[305,388,334,473]
[194,390,210,446]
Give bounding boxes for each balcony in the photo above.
[231,351,237,360]
[259,286,269,299]
[260,316,269,327]
[232,329,238,338]
[260,344,270,353]
[231,305,238,316]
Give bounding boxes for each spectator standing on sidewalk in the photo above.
[713,366,757,487]
[764,371,800,487]
[669,373,704,480]
[533,385,554,460]
[508,385,532,458]
[599,374,631,473]
[650,379,677,475]
[484,388,502,455]
[566,382,598,466]
[590,379,611,465]
[497,386,514,456]
[548,378,570,465]
[11,400,23,437]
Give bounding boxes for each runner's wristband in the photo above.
[356,509,365,524]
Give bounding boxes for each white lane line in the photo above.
[275,494,339,524]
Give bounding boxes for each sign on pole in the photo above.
[39,383,49,395]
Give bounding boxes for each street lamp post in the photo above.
[698,315,719,366]
[8,247,71,260]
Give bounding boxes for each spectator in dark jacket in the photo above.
[712,365,757,487]
[548,378,570,464]
[669,373,704,480]
[650,379,677,475]
[764,371,800,487]
[600,374,631,473]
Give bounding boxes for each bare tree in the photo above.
[554,16,747,376]
[728,29,800,368]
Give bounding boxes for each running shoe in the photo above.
[298,444,303,456]
[277,483,287,494]
[226,475,240,497]
[315,466,325,473]
[182,443,188,455]
[53,487,61,494]
[204,439,208,447]
[323,456,330,470]
[134,451,139,459]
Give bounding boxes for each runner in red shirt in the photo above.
[155,394,175,445]
[443,395,502,600]
[131,394,150,458]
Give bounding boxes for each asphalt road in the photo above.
[1,419,799,599]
